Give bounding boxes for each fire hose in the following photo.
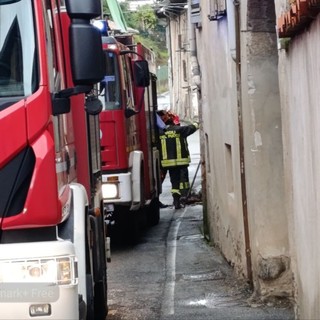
[186,159,201,201]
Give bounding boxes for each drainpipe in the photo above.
[226,0,236,61]
[168,18,173,108]
[187,0,201,121]
[188,1,201,90]
[187,1,208,240]
[232,0,253,286]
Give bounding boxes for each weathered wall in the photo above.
[165,0,320,316]
[166,0,292,304]
[276,1,320,317]
[195,1,247,276]
[168,14,193,118]
[241,0,292,299]
[193,0,292,297]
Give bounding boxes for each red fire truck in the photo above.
[95,23,162,241]
[0,0,107,319]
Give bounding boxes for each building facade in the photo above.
[156,0,320,318]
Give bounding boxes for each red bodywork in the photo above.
[0,1,87,229]
[100,41,135,171]
[99,37,156,201]
[100,111,137,171]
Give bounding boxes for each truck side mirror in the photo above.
[69,24,105,85]
[134,60,150,88]
[66,0,105,86]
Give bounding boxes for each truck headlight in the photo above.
[0,256,77,285]
[102,183,119,199]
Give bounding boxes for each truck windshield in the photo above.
[99,51,121,110]
[0,0,37,100]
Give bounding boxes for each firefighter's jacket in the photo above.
[159,123,199,168]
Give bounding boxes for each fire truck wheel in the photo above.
[86,274,95,320]
[147,197,160,226]
[94,281,108,320]
[128,212,141,244]
[91,215,108,319]
[78,294,86,320]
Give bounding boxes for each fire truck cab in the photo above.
[0,0,107,319]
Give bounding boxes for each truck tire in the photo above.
[94,281,108,320]
[86,274,95,320]
[92,214,108,320]
[147,197,160,226]
[79,295,86,320]
[127,211,141,244]
[127,170,145,244]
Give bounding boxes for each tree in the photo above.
[104,2,168,67]
[130,4,158,32]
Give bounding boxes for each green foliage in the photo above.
[103,1,168,67]
[128,4,157,31]
[133,34,168,66]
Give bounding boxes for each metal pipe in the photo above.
[234,0,253,287]
[227,0,236,60]
[186,160,201,200]
[187,0,201,89]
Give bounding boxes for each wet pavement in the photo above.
[158,204,293,320]
[107,201,294,320]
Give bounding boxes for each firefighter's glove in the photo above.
[193,122,200,130]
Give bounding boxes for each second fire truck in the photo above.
[95,22,162,241]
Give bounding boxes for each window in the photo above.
[121,55,135,110]
[190,0,201,25]
[43,0,62,153]
[99,51,121,110]
[209,0,227,21]
[225,143,234,194]
[183,60,187,82]
[205,133,211,173]
[42,0,57,93]
[0,0,37,100]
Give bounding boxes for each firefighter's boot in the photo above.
[173,193,182,209]
[180,188,189,206]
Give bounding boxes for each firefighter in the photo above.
[170,113,191,203]
[157,110,199,209]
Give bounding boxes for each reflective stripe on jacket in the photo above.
[160,123,198,168]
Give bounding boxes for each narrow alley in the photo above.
[106,130,294,320]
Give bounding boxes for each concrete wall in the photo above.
[168,12,199,120]
[194,2,247,276]
[189,0,292,299]
[241,0,291,299]
[166,0,292,305]
[168,14,191,117]
[165,0,320,316]
[276,2,320,317]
